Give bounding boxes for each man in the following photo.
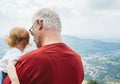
[4,8,84,84]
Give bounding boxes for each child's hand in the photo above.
[11,80,20,84]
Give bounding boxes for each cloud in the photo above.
[0,0,120,40]
[87,0,120,10]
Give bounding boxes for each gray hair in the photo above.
[32,8,61,31]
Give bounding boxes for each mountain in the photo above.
[62,35,120,83]
[0,38,7,58]
[62,35,120,56]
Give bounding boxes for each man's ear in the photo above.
[36,19,43,30]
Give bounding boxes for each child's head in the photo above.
[5,27,30,48]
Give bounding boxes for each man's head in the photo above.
[29,8,62,48]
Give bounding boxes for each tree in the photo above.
[88,80,98,84]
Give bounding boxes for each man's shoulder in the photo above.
[20,48,50,62]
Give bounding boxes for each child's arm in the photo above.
[7,61,20,84]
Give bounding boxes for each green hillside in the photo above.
[62,35,120,83]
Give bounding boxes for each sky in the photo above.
[0,0,120,40]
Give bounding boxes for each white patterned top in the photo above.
[0,47,23,73]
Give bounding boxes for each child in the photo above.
[0,27,30,84]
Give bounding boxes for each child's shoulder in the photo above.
[9,47,22,53]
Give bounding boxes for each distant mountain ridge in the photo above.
[0,38,7,58]
[62,35,120,55]
[1,35,120,55]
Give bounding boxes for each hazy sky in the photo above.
[0,0,120,40]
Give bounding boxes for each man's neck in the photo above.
[41,28,63,46]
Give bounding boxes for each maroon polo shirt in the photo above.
[4,43,84,84]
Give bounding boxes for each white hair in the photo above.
[32,8,61,31]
